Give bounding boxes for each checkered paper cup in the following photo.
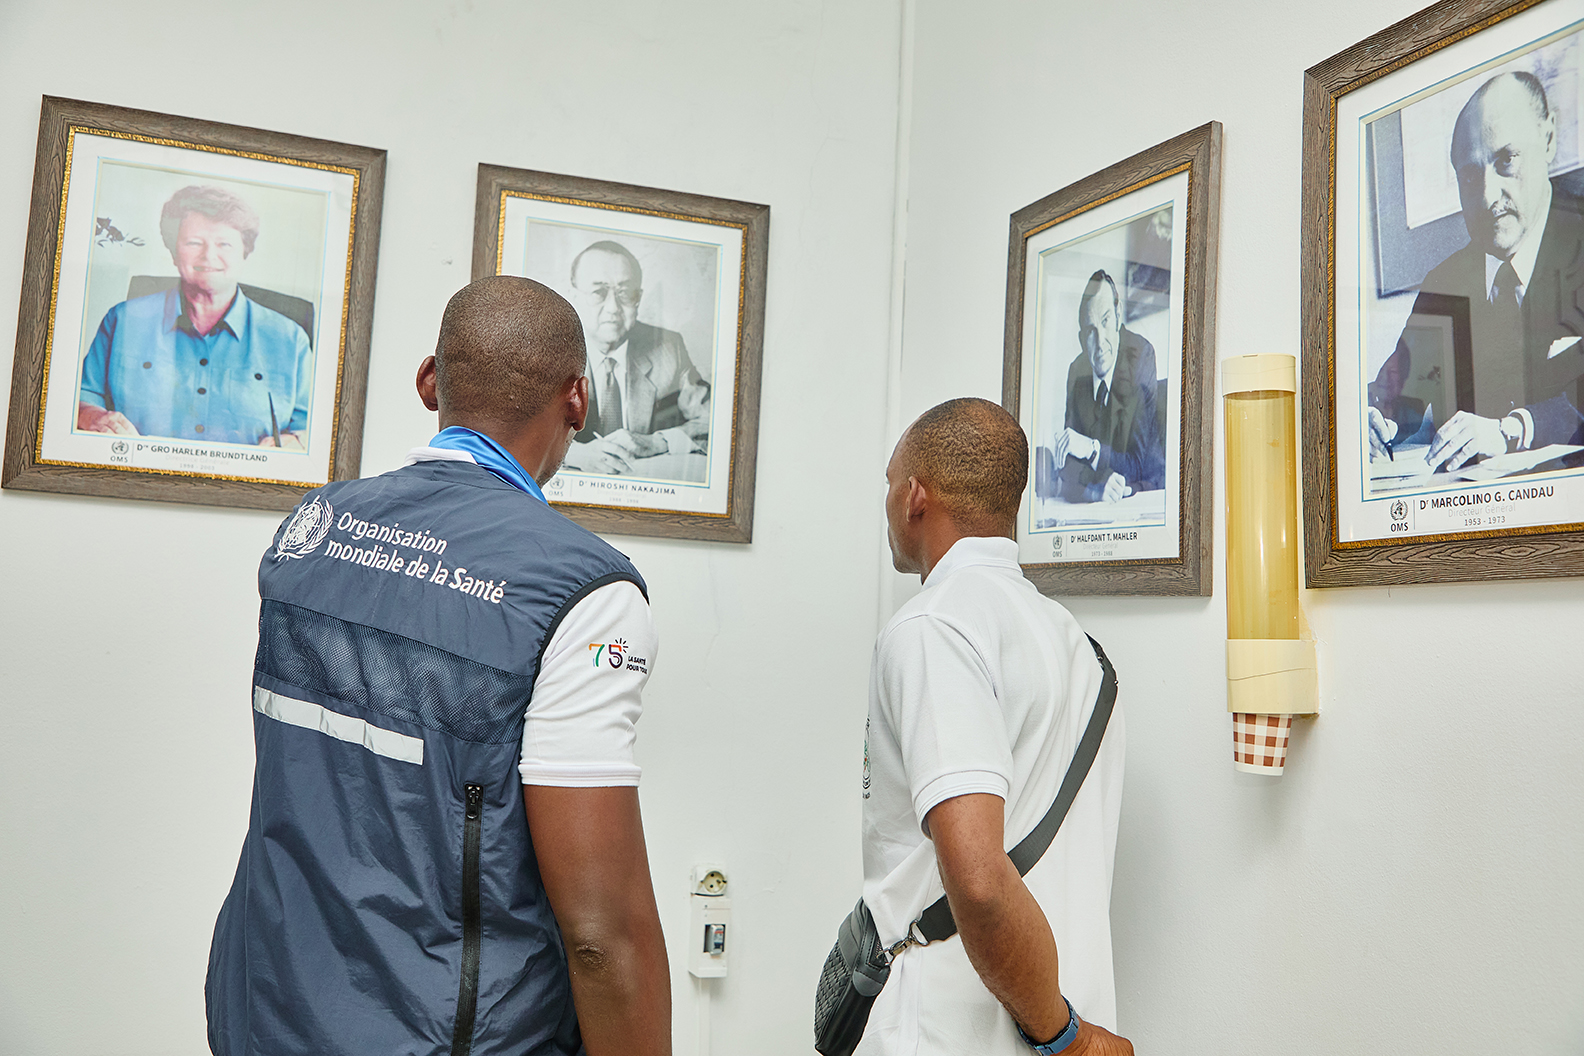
[1232,712,1293,774]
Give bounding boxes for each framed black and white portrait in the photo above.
[3,96,385,510]
[473,165,767,543]
[1003,123,1222,596]
[1302,0,1584,585]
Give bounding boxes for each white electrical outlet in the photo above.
[688,863,730,979]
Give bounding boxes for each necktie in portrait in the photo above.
[1485,261,1523,415]
[598,355,623,436]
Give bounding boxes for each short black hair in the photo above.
[434,276,586,426]
[897,398,1028,535]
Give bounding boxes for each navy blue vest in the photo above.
[207,458,646,1056]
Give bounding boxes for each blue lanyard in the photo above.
[426,426,547,503]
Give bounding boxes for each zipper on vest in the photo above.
[450,783,484,1056]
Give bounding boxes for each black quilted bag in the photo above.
[813,899,893,1056]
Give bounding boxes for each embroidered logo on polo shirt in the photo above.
[274,496,333,561]
[589,638,648,674]
[862,717,871,799]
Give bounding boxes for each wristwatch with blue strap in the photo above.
[1017,996,1080,1054]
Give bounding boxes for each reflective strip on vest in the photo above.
[253,686,425,766]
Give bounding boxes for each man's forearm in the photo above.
[524,785,672,1055]
[944,853,1069,1042]
[563,909,672,1055]
[929,793,1068,1041]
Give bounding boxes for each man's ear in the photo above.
[906,476,929,521]
[567,374,590,432]
[416,355,439,412]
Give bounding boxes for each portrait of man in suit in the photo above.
[560,240,710,479]
[1368,71,1584,472]
[1049,269,1165,503]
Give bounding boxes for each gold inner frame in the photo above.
[33,124,363,489]
[492,188,750,519]
[1320,0,1584,550]
[1019,160,1198,571]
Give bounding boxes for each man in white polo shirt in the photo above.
[857,398,1131,1056]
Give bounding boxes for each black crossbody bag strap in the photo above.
[911,634,1117,945]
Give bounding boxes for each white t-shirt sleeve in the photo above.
[519,579,656,787]
[876,613,1011,832]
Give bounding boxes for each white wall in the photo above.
[0,2,902,1053]
[898,0,1584,1053]
[5,1,1584,1054]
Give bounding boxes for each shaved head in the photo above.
[434,276,586,428]
[895,398,1028,534]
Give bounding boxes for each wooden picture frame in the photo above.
[1003,122,1221,596]
[1301,0,1584,586]
[472,164,767,543]
[3,96,385,511]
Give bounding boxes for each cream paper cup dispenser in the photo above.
[1223,354,1318,773]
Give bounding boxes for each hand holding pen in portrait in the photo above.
[1366,406,1398,458]
[255,392,306,451]
[77,403,140,435]
[1371,403,1519,471]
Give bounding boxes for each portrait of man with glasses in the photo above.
[560,239,711,479]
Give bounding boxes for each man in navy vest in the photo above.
[207,276,671,1055]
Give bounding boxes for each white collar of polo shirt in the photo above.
[403,447,477,466]
[923,536,1021,587]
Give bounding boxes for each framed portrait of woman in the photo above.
[3,96,385,510]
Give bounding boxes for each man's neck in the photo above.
[440,416,564,487]
[917,526,1013,582]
